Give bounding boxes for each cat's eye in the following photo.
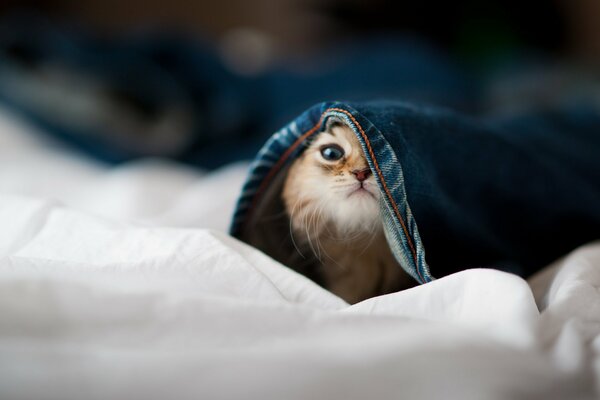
[319,144,344,161]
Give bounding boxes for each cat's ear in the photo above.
[324,116,347,133]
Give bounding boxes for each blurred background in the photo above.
[2,0,595,63]
[0,0,600,65]
[0,0,599,168]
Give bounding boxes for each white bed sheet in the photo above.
[0,107,599,399]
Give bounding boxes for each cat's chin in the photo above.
[327,194,380,235]
[347,187,377,200]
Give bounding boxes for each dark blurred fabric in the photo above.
[0,14,596,171]
[0,15,478,168]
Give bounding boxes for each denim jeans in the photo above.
[231,101,600,283]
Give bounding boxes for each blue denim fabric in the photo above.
[231,101,600,283]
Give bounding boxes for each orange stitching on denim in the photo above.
[326,108,421,280]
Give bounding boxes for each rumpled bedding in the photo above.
[1,106,599,399]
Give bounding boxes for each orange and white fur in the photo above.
[282,122,412,303]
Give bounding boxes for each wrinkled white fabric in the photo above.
[0,107,599,399]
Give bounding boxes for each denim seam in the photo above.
[325,108,421,280]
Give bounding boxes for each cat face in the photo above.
[282,123,381,237]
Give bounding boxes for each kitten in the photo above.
[282,122,413,303]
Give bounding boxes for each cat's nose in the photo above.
[352,168,372,182]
